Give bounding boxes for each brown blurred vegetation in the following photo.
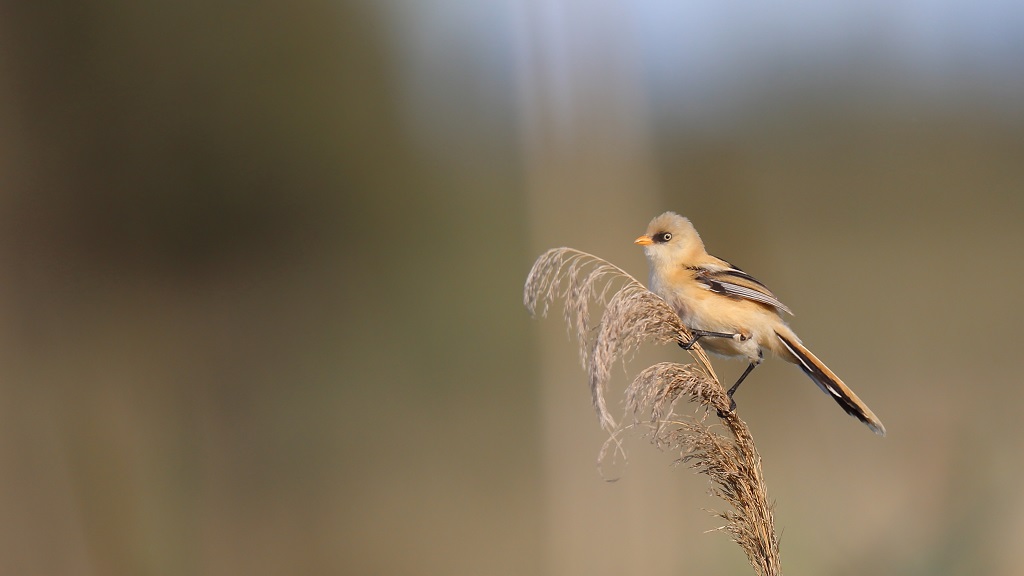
[0,2,1022,575]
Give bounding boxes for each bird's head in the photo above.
[633,211,705,271]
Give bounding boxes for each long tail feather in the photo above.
[775,331,886,436]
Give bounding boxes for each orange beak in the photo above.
[634,235,653,246]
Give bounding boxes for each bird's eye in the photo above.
[658,232,673,242]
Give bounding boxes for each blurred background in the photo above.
[1,1,1022,574]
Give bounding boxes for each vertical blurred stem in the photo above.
[515,2,661,574]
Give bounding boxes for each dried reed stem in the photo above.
[525,247,782,576]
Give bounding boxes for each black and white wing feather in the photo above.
[691,260,793,315]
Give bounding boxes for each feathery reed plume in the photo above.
[524,248,718,430]
[525,247,782,576]
[626,363,781,576]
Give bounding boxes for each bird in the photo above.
[634,211,885,436]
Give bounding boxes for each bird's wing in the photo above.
[691,259,793,315]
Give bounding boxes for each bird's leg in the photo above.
[724,350,764,412]
[678,329,745,350]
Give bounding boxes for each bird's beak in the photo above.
[634,235,653,246]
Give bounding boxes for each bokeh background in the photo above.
[2,1,1023,574]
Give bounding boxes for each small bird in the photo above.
[635,211,885,436]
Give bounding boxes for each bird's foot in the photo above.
[716,396,738,419]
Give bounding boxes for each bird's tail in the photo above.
[775,330,886,436]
